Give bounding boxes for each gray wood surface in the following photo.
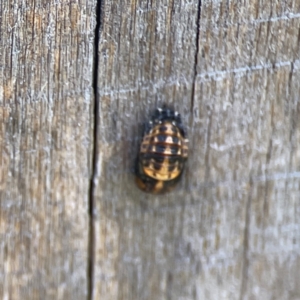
[1,0,300,299]
[0,1,95,299]
[95,1,300,300]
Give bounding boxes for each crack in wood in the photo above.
[190,0,202,118]
[88,0,103,299]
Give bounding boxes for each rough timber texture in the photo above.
[95,1,300,300]
[1,0,300,299]
[0,1,95,299]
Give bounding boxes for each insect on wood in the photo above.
[135,107,188,194]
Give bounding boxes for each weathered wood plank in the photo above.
[0,1,96,299]
[95,1,300,300]
[95,0,199,297]
[1,0,300,299]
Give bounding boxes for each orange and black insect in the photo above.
[135,107,188,194]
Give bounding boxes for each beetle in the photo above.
[135,107,188,194]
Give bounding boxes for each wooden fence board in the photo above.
[0,1,95,299]
[94,1,300,299]
[1,0,300,299]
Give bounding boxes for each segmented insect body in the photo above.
[135,107,188,194]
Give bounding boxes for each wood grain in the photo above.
[95,0,300,299]
[1,0,300,299]
[0,1,95,299]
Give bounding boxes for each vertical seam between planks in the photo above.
[190,0,202,119]
[88,0,103,299]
